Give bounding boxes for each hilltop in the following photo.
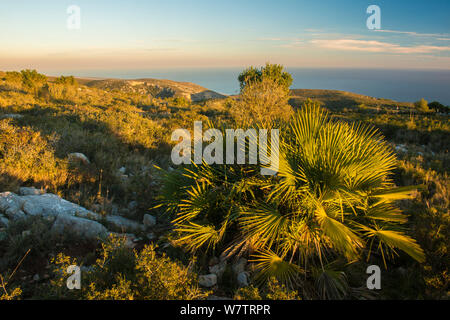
[64,76,227,102]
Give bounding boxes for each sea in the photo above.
[48,68,450,105]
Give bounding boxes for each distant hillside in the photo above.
[79,78,227,102]
[289,89,413,110]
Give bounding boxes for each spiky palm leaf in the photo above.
[251,249,302,287]
[157,101,424,294]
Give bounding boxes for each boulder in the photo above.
[0,216,9,228]
[5,208,26,220]
[68,152,90,165]
[146,232,156,240]
[0,192,24,214]
[128,201,138,211]
[198,274,217,287]
[105,215,145,233]
[209,260,227,278]
[237,272,249,287]
[52,214,108,240]
[19,187,45,196]
[1,114,23,119]
[21,194,100,220]
[232,257,247,275]
[143,214,156,228]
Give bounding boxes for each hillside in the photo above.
[289,88,413,110]
[79,77,227,102]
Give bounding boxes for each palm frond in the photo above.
[239,202,288,250]
[251,249,302,288]
[174,222,222,252]
[314,201,364,261]
[359,225,425,265]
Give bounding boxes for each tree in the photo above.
[414,98,430,112]
[231,76,293,126]
[54,75,78,87]
[20,69,47,95]
[238,63,293,91]
[428,101,449,113]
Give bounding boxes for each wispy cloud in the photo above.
[311,39,450,54]
[374,29,450,40]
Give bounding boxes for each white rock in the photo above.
[21,194,100,220]
[19,187,45,196]
[209,260,227,278]
[118,167,126,174]
[128,201,138,211]
[1,114,23,119]
[237,272,249,287]
[105,215,145,233]
[232,258,247,275]
[51,214,108,240]
[395,144,408,153]
[198,274,217,287]
[5,208,26,220]
[143,214,156,228]
[146,232,156,240]
[68,152,90,165]
[0,216,9,228]
[0,192,24,214]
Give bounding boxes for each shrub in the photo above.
[234,278,300,300]
[49,235,209,300]
[0,119,69,191]
[414,98,430,113]
[238,63,293,91]
[231,77,293,126]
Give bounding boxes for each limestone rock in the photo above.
[0,192,24,215]
[232,258,247,275]
[21,194,100,220]
[19,187,45,196]
[1,114,23,119]
[0,216,9,228]
[237,272,249,287]
[105,215,145,233]
[52,214,108,240]
[128,201,138,211]
[209,260,227,278]
[143,214,156,228]
[198,274,217,287]
[5,208,26,220]
[68,152,90,165]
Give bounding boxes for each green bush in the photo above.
[48,235,209,300]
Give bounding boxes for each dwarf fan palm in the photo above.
[157,101,425,294]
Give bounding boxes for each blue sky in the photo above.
[0,0,449,71]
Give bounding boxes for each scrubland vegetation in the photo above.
[0,65,448,300]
